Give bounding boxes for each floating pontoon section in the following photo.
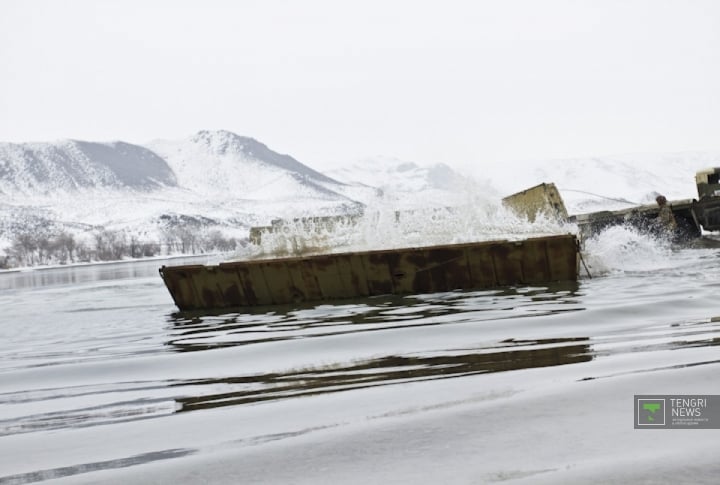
[502,183,568,223]
[160,234,579,311]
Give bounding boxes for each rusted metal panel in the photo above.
[390,246,466,294]
[568,199,703,239]
[516,238,547,283]
[437,247,473,291]
[280,259,310,303]
[488,241,524,286]
[159,234,579,311]
[391,248,427,294]
[242,263,271,305]
[696,167,720,199]
[465,245,499,288]
[218,266,249,307]
[364,252,396,296]
[308,255,344,300]
[333,253,368,298]
[162,265,205,310]
[297,259,324,301]
[259,260,295,305]
[502,183,568,223]
[545,235,578,281]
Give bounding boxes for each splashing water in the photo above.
[225,182,709,289]
[228,179,704,281]
[580,224,675,275]
[234,185,577,260]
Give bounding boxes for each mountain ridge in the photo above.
[0,140,177,195]
[146,130,355,203]
[3,130,717,269]
[0,130,386,267]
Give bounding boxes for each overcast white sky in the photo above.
[1,0,719,170]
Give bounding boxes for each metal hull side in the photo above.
[159,234,579,311]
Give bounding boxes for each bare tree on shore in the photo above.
[4,227,240,269]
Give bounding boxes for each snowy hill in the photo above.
[0,140,177,195]
[473,152,720,214]
[326,156,488,209]
[1,129,719,268]
[148,130,355,202]
[327,156,468,192]
[0,131,374,267]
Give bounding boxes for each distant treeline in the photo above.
[0,227,241,269]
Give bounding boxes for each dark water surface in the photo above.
[1,246,719,484]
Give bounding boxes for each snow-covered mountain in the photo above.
[0,133,489,225]
[326,156,492,209]
[474,152,720,214]
[329,156,475,192]
[1,129,718,268]
[148,130,358,202]
[0,131,379,266]
[0,140,177,195]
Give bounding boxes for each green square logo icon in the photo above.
[637,399,665,426]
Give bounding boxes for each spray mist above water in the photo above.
[229,174,706,281]
[235,181,577,260]
[581,225,678,276]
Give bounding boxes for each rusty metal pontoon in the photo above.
[160,234,579,311]
[502,168,720,240]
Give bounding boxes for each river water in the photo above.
[1,229,719,484]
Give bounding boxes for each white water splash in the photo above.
[235,181,577,260]
[581,225,674,275]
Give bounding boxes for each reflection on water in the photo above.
[0,339,594,437]
[3,322,719,440]
[0,449,194,485]
[163,285,592,412]
[3,281,719,443]
[175,339,593,413]
[166,283,584,351]
[2,245,720,484]
[0,255,220,291]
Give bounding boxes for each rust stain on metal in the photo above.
[159,234,579,311]
[502,183,568,223]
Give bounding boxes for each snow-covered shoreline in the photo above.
[0,252,225,274]
[2,130,718,271]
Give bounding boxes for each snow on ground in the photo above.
[1,129,718,264]
[473,151,720,214]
